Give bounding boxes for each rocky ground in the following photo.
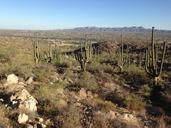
[0,73,169,128]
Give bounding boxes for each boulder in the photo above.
[10,89,37,112]
[6,74,18,84]
[18,113,29,124]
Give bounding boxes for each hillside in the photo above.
[0,27,171,42]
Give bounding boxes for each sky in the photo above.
[0,0,170,30]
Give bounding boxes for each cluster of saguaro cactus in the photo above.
[33,42,60,64]
[145,27,166,85]
[74,41,93,71]
[33,41,40,64]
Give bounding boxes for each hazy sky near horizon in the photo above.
[0,0,170,30]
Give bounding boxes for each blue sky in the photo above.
[0,0,170,30]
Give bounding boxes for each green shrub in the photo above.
[77,71,99,91]
[33,82,67,117]
[104,91,146,111]
[123,94,146,111]
[87,62,103,74]
[33,64,55,82]
[123,64,149,87]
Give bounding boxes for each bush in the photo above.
[123,94,146,111]
[103,90,146,111]
[33,64,55,82]
[123,64,149,87]
[33,82,67,117]
[76,71,99,91]
[0,103,10,127]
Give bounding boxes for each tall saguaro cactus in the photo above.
[33,41,40,64]
[118,33,124,72]
[145,27,166,85]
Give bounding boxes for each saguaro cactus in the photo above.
[75,41,93,71]
[33,41,40,64]
[85,42,93,62]
[118,33,124,72]
[46,43,53,63]
[145,27,166,85]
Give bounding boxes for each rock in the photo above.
[10,89,38,112]
[26,124,34,128]
[107,110,118,120]
[6,74,18,84]
[18,113,29,124]
[36,123,46,128]
[0,98,4,102]
[87,91,93,99]
[4,80,25,93]
[121,113,139,126]
[37,117,44,123]
[94,93,98,98]
[79,88,87,99]
[26,76,34,85]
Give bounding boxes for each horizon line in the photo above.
[0,26,170,31]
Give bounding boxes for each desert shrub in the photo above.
[54,56,72,74]
[123,94,146,111]
[96,72,112,85]
[87,62,104,74]
[91,113,108,128]
[0,53,10,63]
[103,90,146,111]
[7,64,33,79]
[0,103,10,127]
[62,104,82,128]
[95,98,116,112]
[33,64,55,82]
[0,46,15,63]
[104,92,126,108]
[139,84,151,96]
[108,119,127,128]
[33,82,67,117]
[123,64,149,87]
[76,71,99,91]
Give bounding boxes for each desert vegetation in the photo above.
[0,27,171,128]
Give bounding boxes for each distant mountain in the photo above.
[0,26,170,41]
[61,26,171,33]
